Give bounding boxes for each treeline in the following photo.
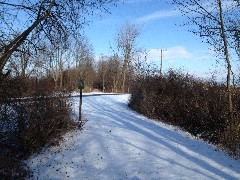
[129,69,240,158]
[56,54,134,93]
[5,30,141,94]
[7,53,135,94]
[5,22,142,94]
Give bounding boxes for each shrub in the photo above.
[0,77,79,179]
[129,69,240,158]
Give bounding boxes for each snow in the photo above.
[71,91,116,96]
[27,94,240,179]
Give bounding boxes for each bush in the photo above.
[0,77,79,179]
[129,69,240,158]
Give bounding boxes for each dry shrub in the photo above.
[0,157,30,179]
[21,96,76,156]
[0,77,79,179]
[129,69,240,158]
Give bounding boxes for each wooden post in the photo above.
[78,79,84,121]
[79,88,82,121]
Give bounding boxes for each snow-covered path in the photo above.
[27,94,240,180]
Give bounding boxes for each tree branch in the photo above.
[0,1,56,78]
[0,1,33,11]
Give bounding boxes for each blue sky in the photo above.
[83,0,237,79]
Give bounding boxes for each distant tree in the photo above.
[82,57,96,91]
[74,36,95,91]
[97,56,108,92]
[74,37,93,75]
[131,49,150,80]
[0,0,119,80]
[117,22,141,93]
[108,54,122,93]
[94,54,122,92]
[173,0,240,123]
[50,46,65,90]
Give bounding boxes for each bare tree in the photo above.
[97,55,108,92]
[7,34,45,78]
[94,54,121,92]
[49,46,64,90]
[73,36,95,91]
[173,0,240,122]
[117,22,140,93]
[0,0,119,80]
[74,37,93,75]
[82,57,96,91]
[108,54,121,93]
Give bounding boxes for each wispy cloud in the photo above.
[124,0,152,4]
[136,9,180,23]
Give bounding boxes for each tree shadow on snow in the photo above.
[82,95,240,179]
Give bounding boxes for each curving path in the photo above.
[27,94,240,180]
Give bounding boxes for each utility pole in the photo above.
[79,87,82,121]
[160,49,166,76]
[160,49,163,76]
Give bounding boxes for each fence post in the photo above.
[79,88,82,121]
[78,79,84,121]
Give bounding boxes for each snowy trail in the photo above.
[27,94,240,180]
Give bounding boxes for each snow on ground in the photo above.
[27,94,240,180]
[71,91,116,96]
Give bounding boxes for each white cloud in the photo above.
[136,9,180,23]
[166,46,191,59]
[147,46,191,61]
[146,46,218,79]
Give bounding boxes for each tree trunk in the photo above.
[122,56,129,93]
[122,66,126,93]
[218,0,233,121]
[103,72,105,93]
[113,76,118,93]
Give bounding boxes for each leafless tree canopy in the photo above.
[173,0,239,54]
[0,0,118,79]
[173,0,240,146]
[117,22,141,92]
